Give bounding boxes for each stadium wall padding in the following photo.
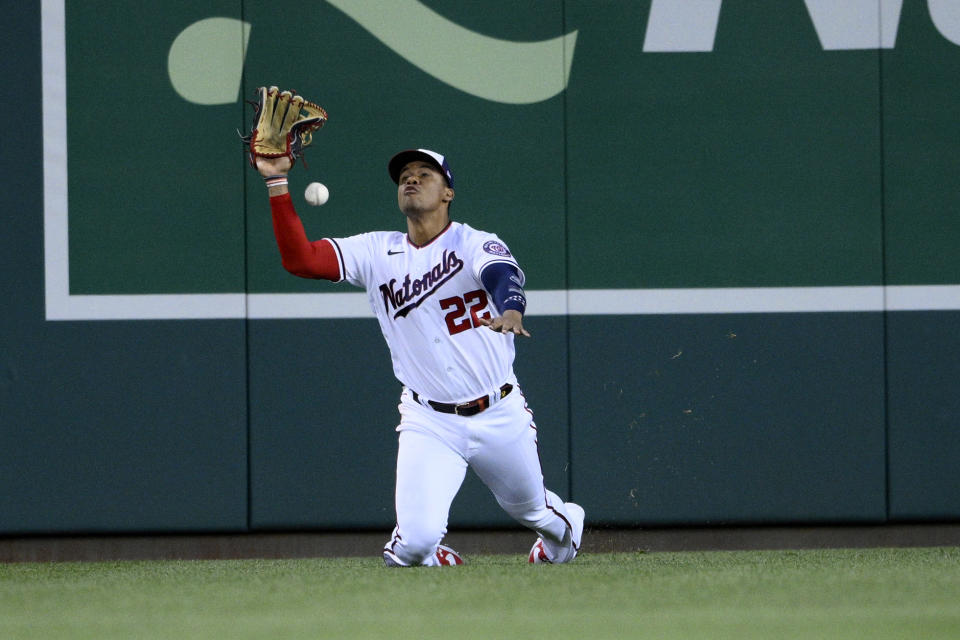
[2,0,959,534]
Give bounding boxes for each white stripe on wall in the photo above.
[42,287,960,321]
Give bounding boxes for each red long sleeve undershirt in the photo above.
[269,193,341,281]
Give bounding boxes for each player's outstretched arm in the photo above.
[479,262,530,337]
[254,155,341,281]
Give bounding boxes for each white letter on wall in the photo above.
[804,0,903,49]
[643,0,723,52]
[929,0,960,46]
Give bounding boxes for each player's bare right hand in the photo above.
[479,310,531,337]
[256,155,293,177]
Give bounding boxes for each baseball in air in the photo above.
[305,182,329,206]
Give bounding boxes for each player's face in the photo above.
[397,161,453,216]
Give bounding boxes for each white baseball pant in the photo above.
[384,386,578,566]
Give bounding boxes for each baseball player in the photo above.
[255,148,584,566]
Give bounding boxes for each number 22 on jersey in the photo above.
[440,289,491,335]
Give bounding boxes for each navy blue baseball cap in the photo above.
[389,149,454,188]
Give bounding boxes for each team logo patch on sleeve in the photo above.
[483,240,511,257]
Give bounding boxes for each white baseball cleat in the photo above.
[383,544,465,567]
[382,548,404,567]
[528,502,585,564]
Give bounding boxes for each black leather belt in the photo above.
[412,384,513,417]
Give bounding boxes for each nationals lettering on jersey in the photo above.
[328,222,524,404]
[378,249,464,319]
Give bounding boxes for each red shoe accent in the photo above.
[436,544,464,566]
[528,539,551,564]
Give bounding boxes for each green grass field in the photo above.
[1,547,959,639]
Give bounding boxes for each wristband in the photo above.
[503,294,527,314]
[263,175,288,189]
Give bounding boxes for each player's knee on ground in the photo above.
[396,540,439,565]
[391,524,445,565]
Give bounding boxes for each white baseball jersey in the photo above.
[327,221,525,404]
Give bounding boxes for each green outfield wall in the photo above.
[2,1,960,534]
